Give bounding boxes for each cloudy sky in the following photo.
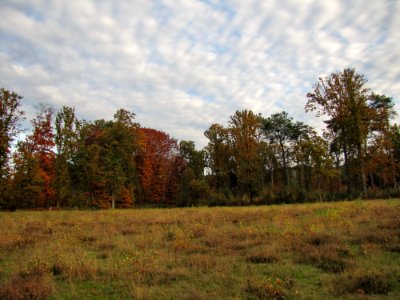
[1,0,399,147]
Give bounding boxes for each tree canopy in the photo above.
[0,68,399,209]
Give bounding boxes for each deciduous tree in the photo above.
[0,88,24,179]
[306,68,370,195]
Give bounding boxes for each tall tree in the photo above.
[262,111,303,187]
[306,68,370,195]
[27,104,56,207]
[366,94,397,190]
[74,111,138,209]
[55,106,79,207]
[11,104,55,208]
[137,128,179,204]
[0,88,24,179]
[179,140,207,205]
[229,110,263,199]
[179,140,205,180]
[204,123,231,193]
[11,140,43,208]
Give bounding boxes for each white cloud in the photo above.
[0,0,399,148]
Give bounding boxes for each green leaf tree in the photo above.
[55,106,79,207]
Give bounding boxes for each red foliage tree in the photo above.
[27,105,56,207]
[137,128,180,204]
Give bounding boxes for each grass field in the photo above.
[0,199,399,299]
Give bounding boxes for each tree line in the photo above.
[1,68,399,209]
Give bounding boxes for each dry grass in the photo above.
[0,199,399,299]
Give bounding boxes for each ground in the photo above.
[0,199,399,299]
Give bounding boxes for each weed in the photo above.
[245,277,286,299]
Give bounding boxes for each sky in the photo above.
[1,0,399,148]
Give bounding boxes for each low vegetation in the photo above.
[0,199,399,299]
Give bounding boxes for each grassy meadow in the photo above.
[0,200,399,299]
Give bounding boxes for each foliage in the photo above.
[1,68,399,208]
[0,88,24,178]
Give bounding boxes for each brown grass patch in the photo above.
[58,221,76,227]
[304,233,335,246]
[246,249,280,264]
[293,237,352,273]
[97,242,116,251]
[79,235,97,243]
[186,254,217,271]
[359,231,393,244]
[12,236,36,250]
[67,261,98,281]
[18,262,49,279]
[245,277,286,299]
[173,239,204,254]
[119,227,139,236]
[335,270,398,295]
[0,275,54,300]
[0,262,54,300]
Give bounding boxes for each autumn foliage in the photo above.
[1,68,400,209]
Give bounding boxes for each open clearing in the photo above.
[0,199,400,299]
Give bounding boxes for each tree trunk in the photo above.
[343,145,351,195]
[270,166,274,188]
[358,143,367,196]
[111,194,115,209]
[390,152,398,190]
[280,142,289,186]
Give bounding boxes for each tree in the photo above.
[262,112,303,187]
[293,125,336,199]
[178,140,207,205]
[0,88,24,179]
[365,94,397,190]
[11,140,43,208]
[204,123,231,193]
[137,128,180,204]
[228,110,263,199]
[179,140,205,180]
[306,68,371,195]
[74,111,138,209]
[26,104,56,207]
[55,106,79,207]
